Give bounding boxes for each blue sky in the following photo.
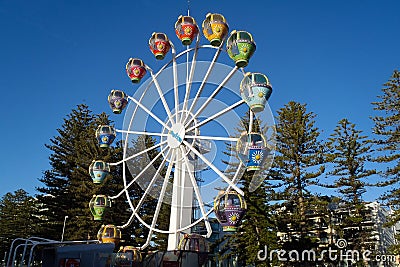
[0,0,399,200]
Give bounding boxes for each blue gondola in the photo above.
[89,160,111,184]
[240,72,272,113]
[237,132,267,171]
[95,125,116,148]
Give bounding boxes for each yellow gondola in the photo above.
[97,224,122,246]
[202,13,229,47]
[118,246,142,262]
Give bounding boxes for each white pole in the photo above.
[61,215,68,242]
[167,149,194,250]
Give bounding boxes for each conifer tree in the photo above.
[271,101,325,261]
[35,104,170,251]
[35,104,95,240]
[0,190,40,260]
[218,111,279,266]
[325,118,375,265]
[35,105,130,242]
[371,69,400,252]
[325,119,375,204]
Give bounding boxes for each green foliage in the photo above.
[371,69,400,252]
[272,101,325,245]
[35,104,113,241]
[27,103,171,253]
[325,118,375,203]
[322,119,376,265]
[372,69,400,183]
[218,111,279,266]
[0,68,396,264]
[0,189,40,259]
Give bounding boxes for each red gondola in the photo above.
[126,58,147,83]
[149,32,171,60]
[175,15,199,45]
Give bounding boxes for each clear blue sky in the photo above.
[0,0,399,200]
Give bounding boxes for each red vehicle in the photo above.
[149,32,171,60]
[175,15,199,45]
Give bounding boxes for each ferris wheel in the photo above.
[90,13,276,252]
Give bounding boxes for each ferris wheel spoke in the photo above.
[186,99,245,132]
[183,140,244,195]
[116,129,168,137]
[128,96,171,131]
[110,140,167,166]
[142,151,175,249]
[181,35,200,123]
[110,145,170,199]
[180,147,212,237]
[120,150,172,229]
[184,66,239,128]
[170,42,180,122]
[249,109,254,133]
[146,66,174,120]
[184,44,224,122]
[185,134,237,142]
[226,161,244,191]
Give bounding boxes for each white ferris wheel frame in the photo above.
[107,34,258,251]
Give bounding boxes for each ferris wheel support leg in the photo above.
[167,149,194,250]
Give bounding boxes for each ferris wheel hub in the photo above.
[167,123,185,148]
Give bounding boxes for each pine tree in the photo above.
[217,111,279,266]
[325,118,375,266]
[371,69,400,252]
[272,101,326,264]
[0,190,40,260]
[32,103,170,253]
[325,119,375,203]
[35,105,130,242]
